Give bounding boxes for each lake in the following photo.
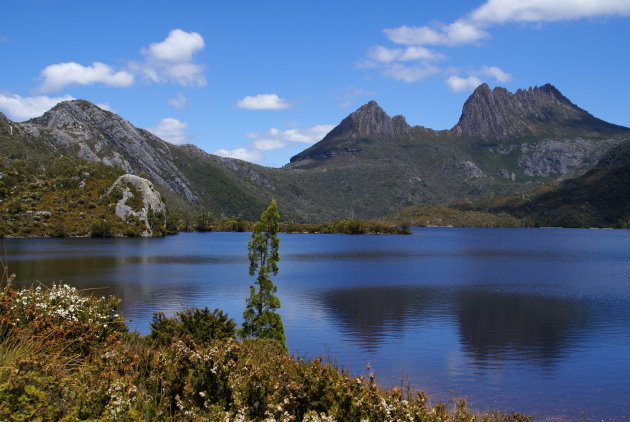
[4,228,630,421]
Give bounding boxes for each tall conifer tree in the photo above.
[241,200,285,347]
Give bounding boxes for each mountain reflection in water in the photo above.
[4,228,630,421]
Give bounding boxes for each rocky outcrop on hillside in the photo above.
[517,138,620,177]
[105,174,166,237]
[451,84,628,140]
[25,100,196,202]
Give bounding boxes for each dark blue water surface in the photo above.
[5,228,630,421]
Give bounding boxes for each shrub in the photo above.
[90,219,113,237]
[149,307,236,346]
[0,283,126,354]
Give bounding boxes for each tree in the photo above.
[240,199,286,348]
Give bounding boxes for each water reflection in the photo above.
[318,286,446,351]
[3,229,630,421]
[455,289,587,366]
[318,285,590,366]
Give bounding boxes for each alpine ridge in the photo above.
[451,83,628,140]
[2,83,629,223]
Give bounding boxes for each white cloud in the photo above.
[446,75,483,92]
[445,65,512,92]
[252,139,286,150]
[470,0,630,24]
[383,23,489,46]
[366,45,443,62]
[142,29,204,62]
[96,102,114,112]
[382,63,440,83]
[147,117,189,144]
[385,0,630,49]
[0,92,74,121]
[215,123,334,164]
[236,94,291,110]
[213,148,263,163]
[168,92,187,109]
[38,62,134,93]
[247,124,335,144]
[481,65,512,82]
[137,29,206,86]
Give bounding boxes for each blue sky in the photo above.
[1,0,629,167]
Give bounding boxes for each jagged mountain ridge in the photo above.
[451,83,628,139]
[2,83,629,222]
[290,83,628,166]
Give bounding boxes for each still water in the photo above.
[5,228,630,421]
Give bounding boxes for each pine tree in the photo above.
[241,200,286,347]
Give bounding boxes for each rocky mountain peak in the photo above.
[30,100,113,129]
[0,111,8,123]
[323,100,410,141]
[288,101,411,164]
[451,83,627,140]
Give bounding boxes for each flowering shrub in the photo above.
[0,282,531,421]
[0,283,126,353]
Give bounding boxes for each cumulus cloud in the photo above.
[0,92,74,121]
[247,124,335,144]
[366,45,444,62]
[470,0,630,23]
[384,22,489,46]
[143,29,204,62]
[446,75,483,92]
[481,65,512,82]
[445,65,512,92]
[382,63,440,83]
[251,139,286,150]
[215,123,335,164]
[168,92,187,109]
[213,148,263,163]
[95,103,114,112]
[237,94,291,110]
[38,62,134,93]
[385,0,630,49]
[136,29,206,86]
[147,117,189,144]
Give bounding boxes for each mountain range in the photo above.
[1,83,629,225]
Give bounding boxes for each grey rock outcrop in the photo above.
[105,174,166,237]
[517,138,620,177]
[26,100,196,202]
[451,84,628,140]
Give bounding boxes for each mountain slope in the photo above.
[2,83,629,223]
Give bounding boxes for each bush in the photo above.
[0,283,126,354]
[90,219,113,237]
[149,307,236,346]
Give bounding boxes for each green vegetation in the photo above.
[0,275,530,421]
[387,205,531,228]
[149,307,236,346]
[0,156,170,238]
[194,216,411,235]
[241,200,286,347]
